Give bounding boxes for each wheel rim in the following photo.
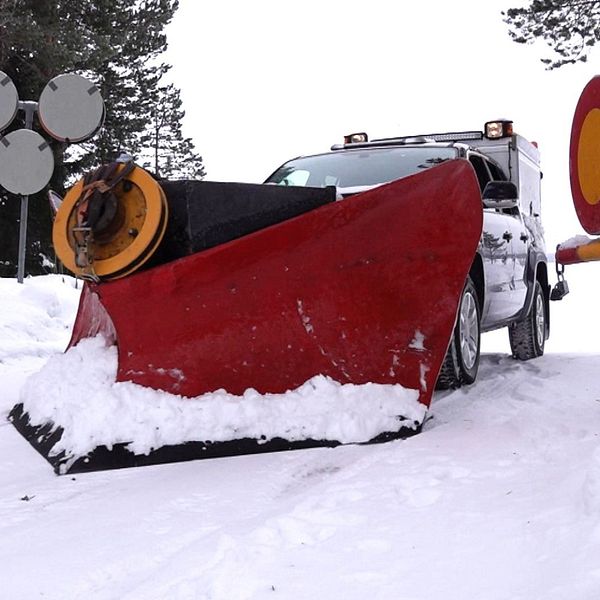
[460,291,479,370]
[535,292,545,347]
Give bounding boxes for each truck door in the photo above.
[469,154,518,326]
[486,159,529,314]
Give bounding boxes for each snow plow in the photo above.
[553,76,600,299]
[8,154,484,473]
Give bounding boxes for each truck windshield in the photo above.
[265,146,458,190]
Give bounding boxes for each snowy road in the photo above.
[2,267,600,600]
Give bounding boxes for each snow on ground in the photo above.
[2,265,600,599]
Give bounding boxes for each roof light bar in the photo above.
[373,131,483,144]
[426,131,483,142]
[333,120,514,150]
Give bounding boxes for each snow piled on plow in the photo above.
[19,334,425,462]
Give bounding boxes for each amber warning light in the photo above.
[344,132,368,144]
[485,120,514,139]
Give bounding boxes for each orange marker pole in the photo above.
[556,238,600,265]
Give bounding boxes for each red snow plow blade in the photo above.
[70,159,482,403]
[10,159,482,473]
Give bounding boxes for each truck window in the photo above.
[266,147,458,190]
[486,160,507,181]
[468,155,491,193]
[475,155,518,216]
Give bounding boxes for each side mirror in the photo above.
[482,181,519,209]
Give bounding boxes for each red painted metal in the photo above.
[69,284,116,345]
[555,245,580,266]
[556,237,600,265]
[570,75,600,235]
[69,159,483,408]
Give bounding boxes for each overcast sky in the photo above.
[164,0,600,249]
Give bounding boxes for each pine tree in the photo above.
[504,1,600,69]
[139,83,206,180]
[0,0,87,277]
[0,0,204,277]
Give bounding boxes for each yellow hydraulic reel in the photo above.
[53,162,168,281]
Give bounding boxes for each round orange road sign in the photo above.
[571,76,600,234]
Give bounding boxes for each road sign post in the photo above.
[16,101,37,283]
[0,73,104,283]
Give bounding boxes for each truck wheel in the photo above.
[436,276,481,389]
[509,279,545,360]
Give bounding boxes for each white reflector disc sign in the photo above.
[0,71,18,131]
[38,74,105,142]
[0,129,54,195]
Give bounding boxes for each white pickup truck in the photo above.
[265,119,550,388]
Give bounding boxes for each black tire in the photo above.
[509,279,546,360]
[436,276,481,390]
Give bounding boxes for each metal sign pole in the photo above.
[16,101,37,283]
[16,195,29,283]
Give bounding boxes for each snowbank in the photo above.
[0,274,80,362]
